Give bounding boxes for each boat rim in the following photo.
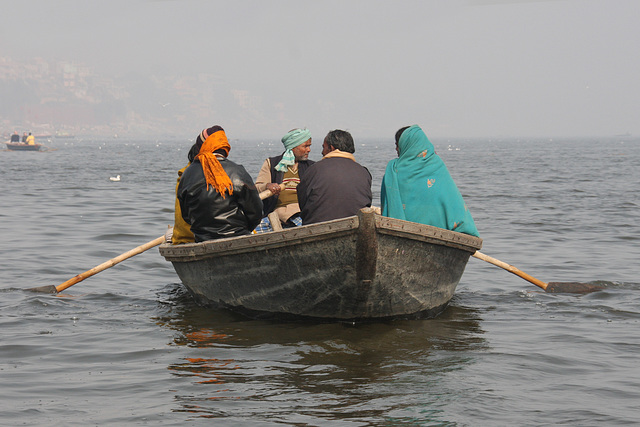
[159,208,482,262]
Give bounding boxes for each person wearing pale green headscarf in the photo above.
[254,128,314,230]
[381,125,479,237]
[275,128,312,172]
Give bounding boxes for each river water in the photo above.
[1,134,639,426]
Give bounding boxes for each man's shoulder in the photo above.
[323,157,371,177]
[305,157,342,176]
[181,161,202,178]
[316,156,360,166]
[222,158,253,178]
[268,153,283,163]
[306,158,326,170]
[221,158,244,170]
[297,159,316,173]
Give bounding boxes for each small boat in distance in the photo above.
[159,208,482,321]
[4,141,43,151]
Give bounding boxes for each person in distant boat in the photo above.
[167,127,213,244]
[21,132,28,143]
[26,133,35,145]
[177,125,263,242]
[380,125,479,237]
[254,128,314,231]
[297,129,372,225]
[10,131,20,143]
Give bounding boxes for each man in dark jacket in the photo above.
[298,129,372,225]
[177,126,263,242]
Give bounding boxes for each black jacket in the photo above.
[177,157,263,242]
[298,156,372,225]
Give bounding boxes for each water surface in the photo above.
[1,136,639,425]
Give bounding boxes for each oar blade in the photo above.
[545,282,604,294]
[26,285,59,294]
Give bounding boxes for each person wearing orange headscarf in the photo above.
[177,126,263,242]
[169,126,216,244]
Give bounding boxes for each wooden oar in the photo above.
[28,236,166,294]
[28,185,282,294]
[472,251,603,293]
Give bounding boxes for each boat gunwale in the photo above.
[159,216,360,262]
[159,209,482,262]
[375,215,482,252]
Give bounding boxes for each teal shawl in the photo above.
[381,125,479,236]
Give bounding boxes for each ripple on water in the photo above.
[2,138,640,425]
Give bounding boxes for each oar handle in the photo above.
[472,251,549,291]
[55,236,165,293]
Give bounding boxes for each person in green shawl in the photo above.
[380,125,479,237]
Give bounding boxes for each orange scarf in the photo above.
[194,130,233,198]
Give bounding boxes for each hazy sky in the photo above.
[2,0,639,138]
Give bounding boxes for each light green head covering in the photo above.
[275,128,312,172]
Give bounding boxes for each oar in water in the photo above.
[472,251,604,293]
[28,185,282,294]
[28,236,166,294]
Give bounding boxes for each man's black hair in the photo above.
[325,129,355,153]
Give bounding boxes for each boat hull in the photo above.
[159,208,482,320]
[5,142,42,151]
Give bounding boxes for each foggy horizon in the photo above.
[2,0,638,140]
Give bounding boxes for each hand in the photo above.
[267,183,282,195]
[164,226,174,243]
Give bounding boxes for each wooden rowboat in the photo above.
[159,208,482,320]
[5,142,43,151]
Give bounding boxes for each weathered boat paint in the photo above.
[159,208,482,320]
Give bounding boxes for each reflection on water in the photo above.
[155,286,487,421]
